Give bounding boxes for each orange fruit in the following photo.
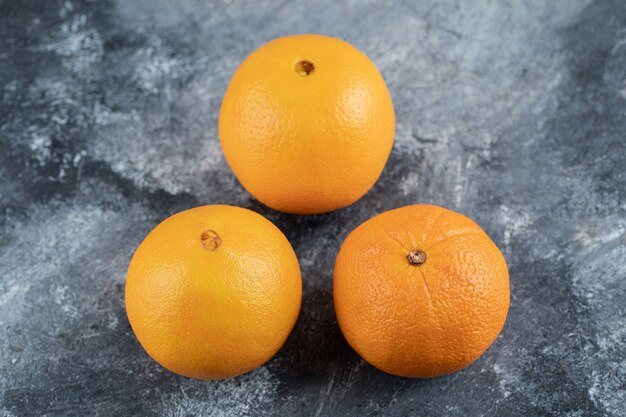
[333,204,509,378]
[125,205,302,380]
[219,34,395,214]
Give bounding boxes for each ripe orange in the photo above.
[333,204,509,378]
[219,34,395,214]
[125,205,302,380]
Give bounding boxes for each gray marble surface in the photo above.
[1,0,625,416]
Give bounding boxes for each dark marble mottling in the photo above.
[1,0,625,416]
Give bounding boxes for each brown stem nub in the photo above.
[200,230,221,251]
[295,60,315,76]
[407,250,426,266]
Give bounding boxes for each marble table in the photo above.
[1,1,625,415]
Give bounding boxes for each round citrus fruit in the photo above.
[219,34,395,214]
[333,204,509,378]
[125,205,302,380]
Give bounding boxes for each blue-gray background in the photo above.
[1,1,625,416]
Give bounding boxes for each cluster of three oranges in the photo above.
[125,35,509,380]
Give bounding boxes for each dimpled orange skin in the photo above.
[219,34,395,214]
[125,205,302,380]
[333,204,509,378]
